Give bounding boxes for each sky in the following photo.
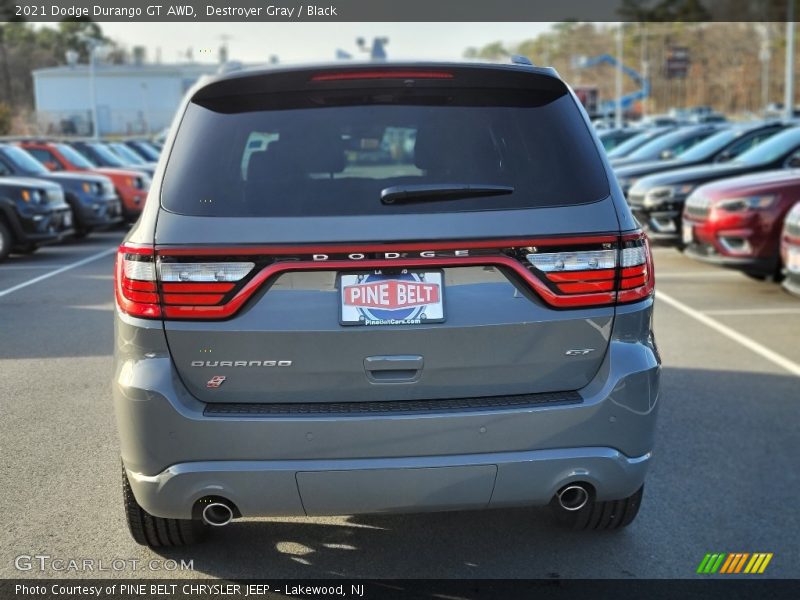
[96,22,553,64]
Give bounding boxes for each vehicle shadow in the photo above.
[149,367,800,579]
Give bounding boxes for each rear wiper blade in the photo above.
[380,183,514,205]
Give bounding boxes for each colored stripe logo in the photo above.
[697,553,773,574]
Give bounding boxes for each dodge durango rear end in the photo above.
[113,61,660,546]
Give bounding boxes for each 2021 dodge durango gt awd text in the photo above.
[113,62,661,547]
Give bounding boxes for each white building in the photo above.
[32,62,221,136]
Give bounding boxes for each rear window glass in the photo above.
[161,87,609,217]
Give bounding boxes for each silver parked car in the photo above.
[114,60,661,546]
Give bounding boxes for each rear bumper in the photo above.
[126,448,651,519]
[115,300,661,519]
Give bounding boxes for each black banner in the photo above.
[3,579,800,600]
[2,0,800,23]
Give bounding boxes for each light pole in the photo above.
[615,23,624,128]
[785,6,795,120]
[79,34,101,139]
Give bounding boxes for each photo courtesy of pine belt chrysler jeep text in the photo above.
[113,60,661,546]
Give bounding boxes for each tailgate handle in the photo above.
[364,355,423,383]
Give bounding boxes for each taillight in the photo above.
[158,261,254,318]
[115,243,160,318]
[617,232,655,303]
[523,231,654,307]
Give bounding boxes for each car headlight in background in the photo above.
[82,181,103,195]
[716,195,776,212]
[20,189,44,205]
[643,184,695,207]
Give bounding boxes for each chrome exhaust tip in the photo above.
[556,484,589,512]
[201,502,234,526]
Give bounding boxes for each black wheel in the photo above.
[121,463,208,547]
[0,220,11,262]
[550,485,644,531]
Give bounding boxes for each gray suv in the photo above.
[114,61,660,546]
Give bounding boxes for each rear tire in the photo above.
[121,463,208,547]
[550,484,644,531]
[0,220,11,262]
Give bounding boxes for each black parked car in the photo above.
[615,121,787,195]
[0,144,121,238]
[605,126,676,159]
[0,176,73,261]
[609,124,723,169]
[627,125,800,243]
[69,141,156,178]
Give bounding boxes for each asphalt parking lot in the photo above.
[1,231,799,580]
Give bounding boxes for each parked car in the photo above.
[0,144,121,237]
[780,201,800,295]
[122,140,161,162]
[634,114,680,128]
[606,126,676,159]
[0,176,73,261]
[115,61,660,547]
[20,141,150,222]
[69,141,156,178]
[105,142,158,173]
[609,124,723,169]
[615,122,787,195]
[682,170,800,279]
[627,126,800,243]
[597,128,640,152]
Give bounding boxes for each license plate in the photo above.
[788,248,800,274]
[63,212,73,228]
[682,222,694,244]
[339,270,445,326]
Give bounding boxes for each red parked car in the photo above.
[682,170,800,280]
[781,201,800,295]
[19,141,150,222]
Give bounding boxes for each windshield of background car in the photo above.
[1,146,49,175]
[56,144,96,169]
[88,144,126,167]
[676,129,739,161]
[623,129,707,160]
[133,142,160,161]
[161,85,609,217]
[111,143,146,164]
[733,127,800,165]
[606,130,662,158]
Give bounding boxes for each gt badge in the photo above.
[206,375,227,388]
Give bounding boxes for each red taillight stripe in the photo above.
[161,256,618,318]
[123,279,157,292]
[161,282,235,293]
[116,233,654,320]
[620,274,648,289]
[557,281,615,294]
[311,70,454,82]
[124,289,159,304]
[162,293,225,305]
[546,269,616,282]
[621,265,646,278]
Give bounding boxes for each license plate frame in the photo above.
[338,269,445,327]
[788,248,800,274]
[682,221,694,245]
